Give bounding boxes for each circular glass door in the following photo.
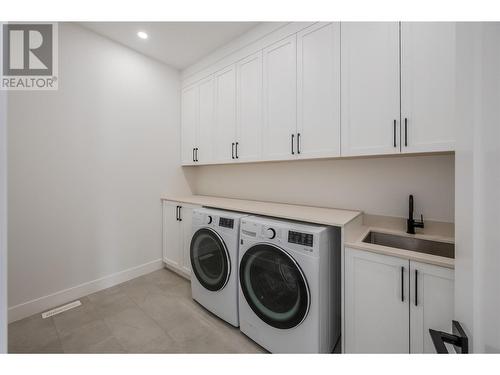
[239,244,310,329]
[190,228,230,291]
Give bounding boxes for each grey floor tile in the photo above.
[126,333,184,354]
[83,337,126,354]
[8,314,62,353]
[8,268,267,354]
[91,291,137,319]
[164,310,219,343]
[143,269,185,287]
[157,279,191,299]
[138,293,215,342]
[53,297,100,336]
[59,319,114,353]
[176,329,240,354]
[103,307,165,352]
[86,284,124,304]
[120,277,166,305]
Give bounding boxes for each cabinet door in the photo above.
[197,76,215,163]
[236,51,263,162]
[179,205,196,277]
[341,22,401,156]
[213,65,237,163]
[410,261,454,353]
[181,85,198,165]
[297,22,340,159]
[263,35,297,161]
[345,248,410,353]
[162,201,182,269]
[401,23,456,153]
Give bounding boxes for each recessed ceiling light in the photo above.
[137,31,148,40]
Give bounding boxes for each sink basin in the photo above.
[362,231,455,259]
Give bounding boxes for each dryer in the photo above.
[190,208,247,327]
[238,216,341,353]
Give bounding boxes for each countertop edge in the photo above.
[345,239,455,269]
[160,194,362,227]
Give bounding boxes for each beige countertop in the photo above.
[344,214,455,269]
[161,194,455,268]
[160,194,362,227]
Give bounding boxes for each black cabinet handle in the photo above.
[404,118,408,147]
[297,133,301,154]
[231,142,235,159]
[176,206,179,221]
[291,134,295,155]
[393,120,397,147]
[235,142,239,159]
[196,148,199,162]
[401,266,405,302]
[178,206,182,221]
[192,148,195,162]
[415,269,418,306]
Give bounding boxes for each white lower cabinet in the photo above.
[162,201,200,278]
[344,247,454,353]
[410,261,455,353]
[345,248,409,353]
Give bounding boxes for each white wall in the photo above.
[7,23,192,320]
[455,22,500,353]
[454,22,480,351]
[474,22,500,353]
[0,23,8,351]
[192,154,455,222]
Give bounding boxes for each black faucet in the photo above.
[407,194,424,234]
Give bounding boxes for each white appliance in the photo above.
[190,208,247,327]
[238,216,341,353]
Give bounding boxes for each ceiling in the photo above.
[81,22,260,70]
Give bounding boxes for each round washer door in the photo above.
[190,228,231,292]
[239,243,310,329]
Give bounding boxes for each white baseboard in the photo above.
[8,258,164,323]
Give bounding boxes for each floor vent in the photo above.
[41,300,82,319]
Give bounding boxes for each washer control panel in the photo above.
[219,217,234,229]
[288,231,314,247]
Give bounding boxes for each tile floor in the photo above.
[8,268,265,353]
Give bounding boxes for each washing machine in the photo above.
[190,208,248,327]
[238,215,341,353]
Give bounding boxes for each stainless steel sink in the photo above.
[362,231,455,259]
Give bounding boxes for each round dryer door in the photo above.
[239,244,310,329]
[190,228,230,291]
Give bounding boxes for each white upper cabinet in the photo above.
[213,65,237,163]
[181,84,199,165]
[341,22,401,156]
[236,51,263,162]
[196,76,215,164]
[345,247,410,353]
[410,261,454,353]
[401,22,456,153]
[180,22,457,165]
[262,35,297,161]
[297,23,340,159]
